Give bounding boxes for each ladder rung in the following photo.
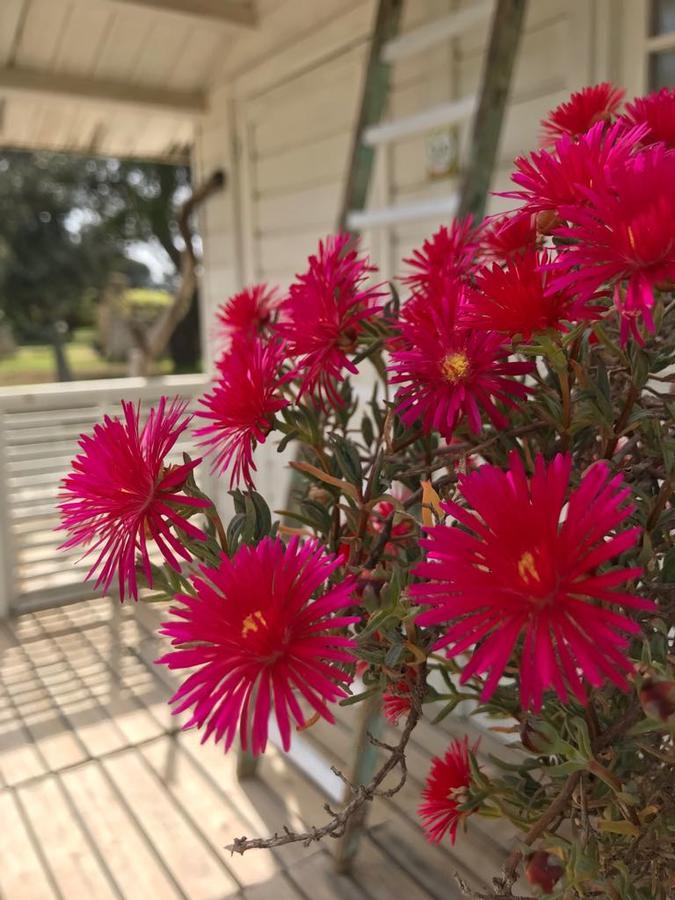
[383,0,494,63]
[347,194,459,230]
[364,94,477,146]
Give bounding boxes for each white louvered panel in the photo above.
[0,375,211,615]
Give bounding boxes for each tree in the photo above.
[0,151,105,341]
[78,158,205,371]
[0,149,208,375]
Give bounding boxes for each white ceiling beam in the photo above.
[0,66,207,118]
[108,0,257,28]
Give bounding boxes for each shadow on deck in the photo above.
[0,597,517,899]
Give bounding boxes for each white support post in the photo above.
[0,411,16,618]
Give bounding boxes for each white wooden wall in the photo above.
[193,0,617,505]
[197,0,616,294]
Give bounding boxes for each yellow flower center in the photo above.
[627,225,636,251]
[517,551,541,585]
[440,351,470,384]
[241,610,267,637]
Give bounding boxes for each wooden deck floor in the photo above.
[0,597,517,900]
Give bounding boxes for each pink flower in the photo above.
[481,213,538,260]
[369,494,414,560]
[216,284,279,348]
[418,737,477,844]
[468,250,600,339]
[550,144,675,343]
[412,453,653,711]
[541,83,625,145]
[504,121,644,221]
[383,669,415,725]
[624,87,675,148]
[194,337,289,487]
[403,219,479,298]
[389,288,532,439]
[277,235,382,406]
[59,397,209,601]
[157,536,358,755]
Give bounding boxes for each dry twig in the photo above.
[225,663,427,855]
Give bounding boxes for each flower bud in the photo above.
[525,851,563,894]
[535,209,561,235]
[308,484,332,506]
[639,679,675,726]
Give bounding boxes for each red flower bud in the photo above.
[535,209,561,235]
[525,851,564,894]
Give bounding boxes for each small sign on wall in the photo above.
[425,126,460,179]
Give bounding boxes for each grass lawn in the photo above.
[0,332,172,386]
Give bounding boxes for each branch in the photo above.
[494,700,645,893]
[603,382,640,458]
[645,474,674,532]
[130,168,225,374]
[497,771,582,891]
[225,664,427,855]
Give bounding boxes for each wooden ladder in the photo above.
[235,0,529,875]
[339,0,528,236]
[331,0,528,873]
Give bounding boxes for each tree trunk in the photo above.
[51,322,72,382]
[127,169,225,377]
[168,285,201,372]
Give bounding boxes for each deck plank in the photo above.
[16,777,119,899]
[0,790,57,900]
[0,596,520,899]
[102,747,240,899]
[60,761,184,900]
[241,871,305,900]
[284,849,368,900]
[141,736,280,889]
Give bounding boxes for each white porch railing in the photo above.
[0,374,213,617]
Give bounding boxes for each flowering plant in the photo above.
[60,85,674,898]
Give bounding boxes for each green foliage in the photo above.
[0,149,198,369]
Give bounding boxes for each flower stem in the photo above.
[209,507,229,554]
[603,382,640,458]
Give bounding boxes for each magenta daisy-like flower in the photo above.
[157,536,358,755]
[624,87,675,148]
[504,121,644,222]
[481,213,538,260]
[276,234,382,406]
[468,250,600,340]
[550,144,675,344]
[389,288,532,439]
[59,397,209,601]
[194,337,289,487]
[418,738,477,844]
[412,452,654,711]
[215,284,279,348]
[403,219,479,298]
[541,83,625,145]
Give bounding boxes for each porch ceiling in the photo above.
[0,0,256,162]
